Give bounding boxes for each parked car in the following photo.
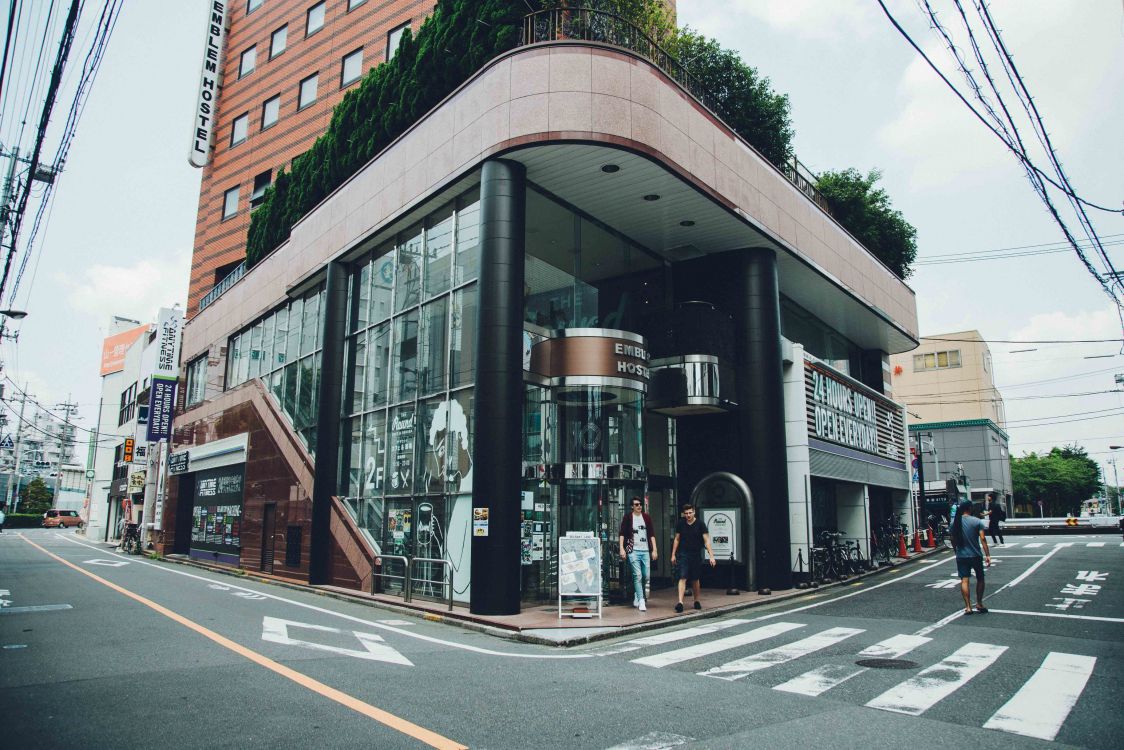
[42,509,83,529]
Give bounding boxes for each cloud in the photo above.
[59,249,190,326]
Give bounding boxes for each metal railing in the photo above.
[372,554,454,611]
[520,8,834,218]
[198,260,246,312]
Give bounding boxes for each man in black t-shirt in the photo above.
[671,503,717,612]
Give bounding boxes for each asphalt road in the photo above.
[1,529,1120,749]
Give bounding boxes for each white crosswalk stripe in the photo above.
[630,621,803,668]
[983,652,1095,741]
[626,619,752,647]
[701,627,864,681]
[1024,542,1045,548]
[773,634,931,697]
[866,642,1008,715]
[1086,542,1105,547]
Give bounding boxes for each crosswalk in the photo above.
[610,618,1099,742]
[988,541,1118,548]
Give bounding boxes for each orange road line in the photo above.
[19,534,466,750]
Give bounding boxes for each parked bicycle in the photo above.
[119,523,142,555]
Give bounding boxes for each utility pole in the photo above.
[4,383,31,513]
[54,395,79,472]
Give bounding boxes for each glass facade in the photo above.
[342,189,480,565]
[225,285,326,450]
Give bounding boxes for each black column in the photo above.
[470,159,526,615]
[733,248,792,591]
[309,261,348,584]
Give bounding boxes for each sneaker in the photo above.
[693,601,702,610]
[675,602,684,613]
[633,597,640,608]
[638,600,647,612]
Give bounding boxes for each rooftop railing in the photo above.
[198,260,246,313]
[521,8,833,216]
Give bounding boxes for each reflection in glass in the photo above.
[425,206,453,299]
[391,310,418,402]
[367,322,389,406]
[449,285,476,389]
[415,397,443,495]
[395,226,423,312]
[455,191,480,285]
[387,405,416,495]
[418,297,447,396]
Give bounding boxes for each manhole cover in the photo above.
[856,658,919,670]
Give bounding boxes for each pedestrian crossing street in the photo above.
[989,541,1119,548]
[604,617,1100,742]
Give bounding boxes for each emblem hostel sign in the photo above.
[188,1,229,167]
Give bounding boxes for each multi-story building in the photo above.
[189,0,429,314]
[890,330,1012,515]
[166,2,919,614]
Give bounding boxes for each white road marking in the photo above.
[83,558,130,567]
[1055,542,1074,547]
[983,652,1095,741]
[603,732,694,750]
[626,619,751,646]
[866,642,1008,715]
[631,622,804,668]
[1086,542,1105,547]
[987,608,1124,623]
[261,616,413,666]
[0,604,73,615]
[1023,543,1045,548]
[992,544,1063,594]
[701,627,863,681]
[774,634,931,697]
[999,543,1018,548]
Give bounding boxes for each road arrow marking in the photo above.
[83,558,129,567]
[261,616,413,666]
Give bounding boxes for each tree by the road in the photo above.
[1012,445,1102,516]
[20,477,54,514]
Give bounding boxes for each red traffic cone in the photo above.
[927,527,936,548]
[897,532,908,558]
[913,530,923,553]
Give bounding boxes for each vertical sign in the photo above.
[147,307,183,442]
[123,437,135,463]
[188,1,230,167]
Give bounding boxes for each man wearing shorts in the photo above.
[951,499,991,615]
[670,504,716,613]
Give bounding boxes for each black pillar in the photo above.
[309,261,348,584]
[470,159,526,615]
[734,248,792,591]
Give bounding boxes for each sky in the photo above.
[0,1,1121,484]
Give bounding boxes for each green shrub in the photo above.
[815,168,918,279]
[3,513,48,529]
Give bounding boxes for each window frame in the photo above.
[261,94,281,130]
[222,185,240,220]
[306,2,326,37]
[247,0,263,14]
[298,73,319,110]
[347,0,366,10]
[230,112,249,147]
[386,22,409,60]
[270,25,288,59]
[185,355,208,407]
[250,170,272,208]
[239,45,257,78]
[340,48,363,88]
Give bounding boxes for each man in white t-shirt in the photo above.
[618,497,658,611]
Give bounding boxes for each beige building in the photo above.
[890,331,1006,427]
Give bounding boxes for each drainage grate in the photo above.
[856,658,919,670]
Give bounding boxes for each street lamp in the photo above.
[0,309,26,343]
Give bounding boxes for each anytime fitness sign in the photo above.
[804,359,904,461]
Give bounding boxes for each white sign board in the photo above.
[188,1,230,167]
[557,534,601,595]
[703,508,740,563]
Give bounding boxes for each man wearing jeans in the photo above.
[618,497,657,611]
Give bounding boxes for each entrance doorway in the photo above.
[261,503,276,573]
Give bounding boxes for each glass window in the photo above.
[936,351,948,368]
[222,186,239,219]
[230,113,248,146]
[364,409,387,497]
[301,291,320,356]
[351,329,366,414]
[354,261,371,331]
[415,397,444,494]
[283,362,298,417]
[367,322,390,407]
[348,414,364,498]
[273,305,289,367]
[348,0,366,10]
[298,73,318,110]
[306,2,325,35]
[287,297,303,360]
[270,368,285,405]
[449,284,477,388]
[387,405,415,495]
[185,356,207,407]
[248,321,263,379]
[387,23,408,60]
[370,246,395,322]
[251,170,272,207]
[913,354,925,372]
[315,288,325,350]
[425,206,453,299]
[239,46,256,78]
[951,350,963,367]
[446,389,474,493]
[262,95,280,129]
[248,0,262,13]
[237,332,251,384]
[924,353,936,369]
[391,309,419,403]
[270,25,287,58]
[418,297,448,396]
[260,315,275,376]
[454,191,480,285]
[296,355,318,430]
[341,48,363,87]
[395,227,423,312]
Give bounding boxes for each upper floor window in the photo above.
[261,94,280,129]
[230,113,249,146]
[298,73,318,110]
[306,2,325,36]
[251,170,272,207]
[118,381,138,426]
[248,0,263,13]
[348,0,366,10]
[239,46,256,78]
[185,356,208,408]
[913,349,961,372]
[223,186,240,220]
[270,25,288,58]
[387,22,409,60]
[341,48,363,87]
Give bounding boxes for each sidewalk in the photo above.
[161,544,947,646]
